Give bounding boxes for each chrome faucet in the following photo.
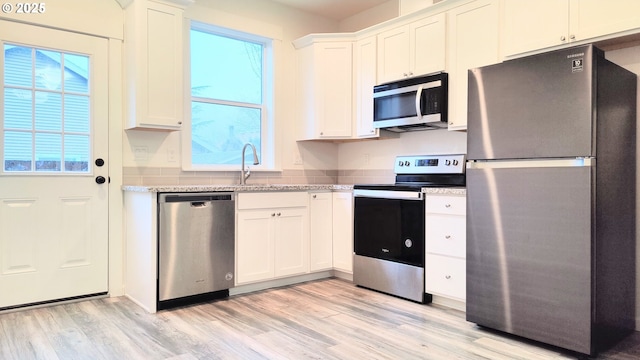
[240,143,259,185]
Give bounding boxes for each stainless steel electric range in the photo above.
[352,154,466,303]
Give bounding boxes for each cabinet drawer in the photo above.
[237,192,308,210]
[425,255,466,301]
[425,215,465,258]
[425,195,466,215]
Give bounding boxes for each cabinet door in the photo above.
[570,0,640,41]
[236,210,274,284]
[447,0,499,130]
[377,25,411,83]
[125,0,184,130]
[501,0,569,57]
[332,192,353,273]
[317,42,353,138]
[309,193,333,271]
[354,35,379,138]
[274,207,309,277]
[425,255,466,300]
[410,13,446,77]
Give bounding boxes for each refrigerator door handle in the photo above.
[467,158,595,169]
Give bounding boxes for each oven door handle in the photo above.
[353,190,423,200]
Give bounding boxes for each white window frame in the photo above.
[182,21,275,171]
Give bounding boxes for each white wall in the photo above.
[338,130,466,170]
[339,0,399,33]
[0,0,123,39]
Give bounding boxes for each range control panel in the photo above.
[394,154,466,174]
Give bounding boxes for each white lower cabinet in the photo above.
[236,192,309,285]
[424,193,466,301]
[309,192,333,271]
[332,191,354,273]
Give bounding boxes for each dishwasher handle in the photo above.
[159,192,234,203]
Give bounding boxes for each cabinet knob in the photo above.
[570,34,576,40]
[277,212,281,216]
[560,35,566,42]
[445,235,451,239]
[445,275,451,280]
[271,213,276,217]
[445,204,451,208]
[177,121,183,125]
[313,194,317,199]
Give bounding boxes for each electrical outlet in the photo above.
[167,148,177,162]
[133,146,148,161]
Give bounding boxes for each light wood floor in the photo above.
[1,278,640,360]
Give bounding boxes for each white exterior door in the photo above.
[0,21,109,309]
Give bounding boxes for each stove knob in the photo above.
[452,159,459,166]
[404,160,410,166]
[398,161,403,167]
[445,159,452,166]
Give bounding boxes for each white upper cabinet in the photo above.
[124,0,185,130]
[502,0,640,57]
[353,35,379,138]
[296,38,353,140]
[377,13,446,84]
[446,0,499,130]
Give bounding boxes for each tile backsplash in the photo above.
[123,167,395,187]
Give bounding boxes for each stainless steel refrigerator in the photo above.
[466,44,637,356]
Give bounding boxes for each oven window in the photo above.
[354,197,425,266]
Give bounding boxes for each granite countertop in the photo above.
[122,184,354,193]
[122,184,466,195]
[422,187,467,195]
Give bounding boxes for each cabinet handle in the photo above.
[445,235,451,239]
[445,275,451,280]
[560,35,566,42]
[445,204,451,208]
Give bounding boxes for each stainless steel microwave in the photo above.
[373,72,448,132]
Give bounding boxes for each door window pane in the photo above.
[35,92,62,131]
[4,89,31,129]
[3,44,90,173]
[3,45,31,87]
[4,131,31,171]
[35,133,61,171]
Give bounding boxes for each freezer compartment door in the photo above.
[466,164,593,354]
[467,45,595,160]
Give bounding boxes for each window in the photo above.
[3,44,90,173]
[187,23,274,170]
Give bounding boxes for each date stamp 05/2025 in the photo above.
[1,2,46,14]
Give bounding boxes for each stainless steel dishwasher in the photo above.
[158,192,235,309]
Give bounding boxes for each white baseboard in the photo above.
[229,271,333,296]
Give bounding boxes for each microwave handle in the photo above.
[415,85,423,120]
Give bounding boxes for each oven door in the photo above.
[353,190,425,267]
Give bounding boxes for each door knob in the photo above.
[95,176,106,184]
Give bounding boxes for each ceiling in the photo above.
[268,0,392,20]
